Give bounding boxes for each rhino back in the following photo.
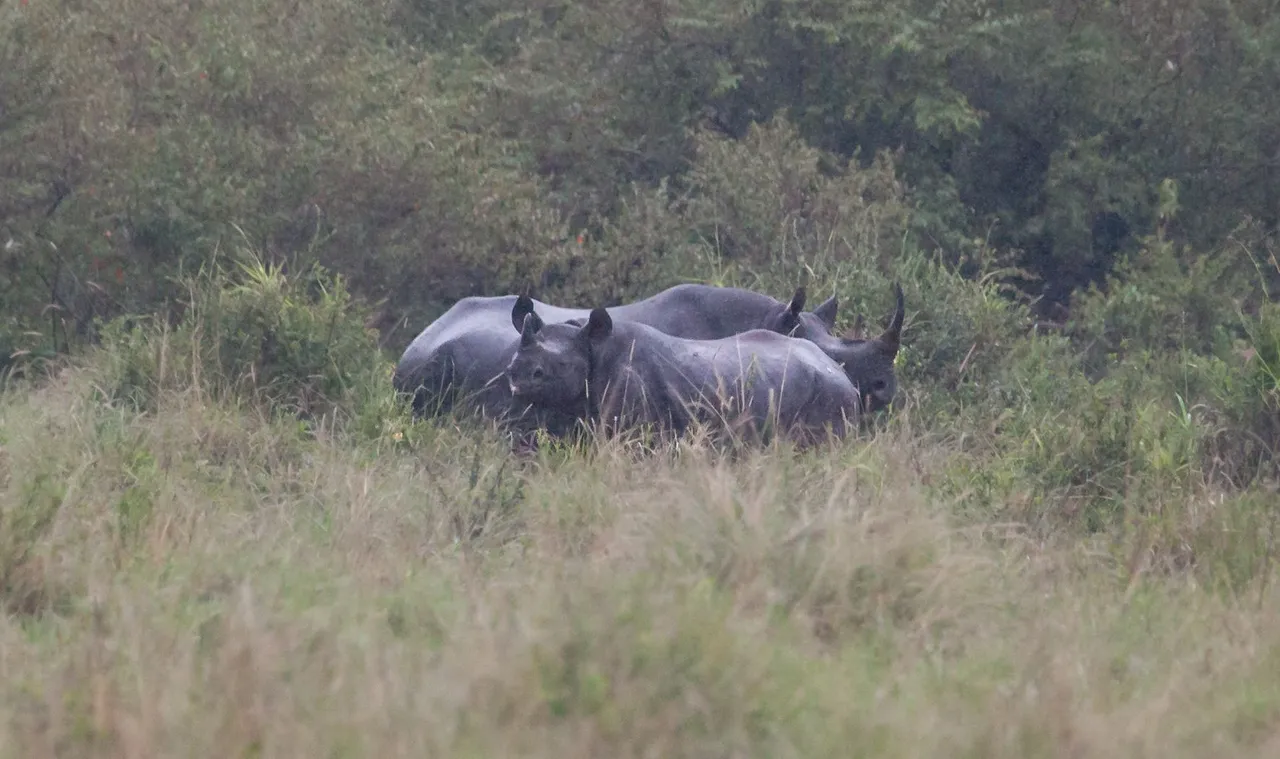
[711,332,832,403]
[398,283,780,389]
[394,296,587,391]
[394,284,789,423]
[591,325,817,433]
[610,284,783,339]
[673,329,857,438]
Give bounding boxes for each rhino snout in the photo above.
[861,379,893,412]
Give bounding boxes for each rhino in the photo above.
[503,302,863,446]
[393,283,836,426]
[772,283,906,415]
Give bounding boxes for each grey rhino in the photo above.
[772,283,906,415]
[392,283,838,429]
[504,303,863,446]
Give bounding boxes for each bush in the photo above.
[0,0,584,359]
[92,248,387,421]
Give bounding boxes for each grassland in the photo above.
[4,0,1280,752]
[2,317,1278,757]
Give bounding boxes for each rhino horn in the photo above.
[877,282,905,354]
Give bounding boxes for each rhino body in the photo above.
[393,284,808,424]
[505,305,863,446]
[393,281,906,433]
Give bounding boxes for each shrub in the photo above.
[1071,237,1253,372]
[92,247,386,421]
[681,118,909,272]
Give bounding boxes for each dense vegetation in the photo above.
[3,0,1280,754]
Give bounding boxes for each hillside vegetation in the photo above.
[3,0,1280,755]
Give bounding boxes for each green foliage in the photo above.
[5,0,1279,358]
[683,117,910,271]
[1242,301,1280,405]
[0,470,66,616]
[93,249,386,420]
[1071,221,1253,366]
[0,0,581,357]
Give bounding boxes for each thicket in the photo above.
[2,0,1280,530]
[5,0,1279,353]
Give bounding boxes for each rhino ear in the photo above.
[512,295,536,333]
[583,308,613,342]
[774,287,805,335]
[787,287,807,316]
[520,311,544,347]
[813,294,839,330]
[876,282,905,355]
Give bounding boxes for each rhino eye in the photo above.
[533,367,545,380]
[871,379,887,392]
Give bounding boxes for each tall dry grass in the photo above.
[2,359,1278,758]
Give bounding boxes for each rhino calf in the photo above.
[504,302,864,447]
